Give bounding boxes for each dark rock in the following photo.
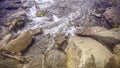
[103,5,120,27]
[0,0,23,26]
[54,33,68,50]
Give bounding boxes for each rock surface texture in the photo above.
[65,36,112,68]
[0,0,120,68]
[76,26,120,49]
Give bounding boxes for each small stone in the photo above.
[54,34,68,50]
[36,10,45,17]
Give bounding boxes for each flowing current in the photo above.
[22,0,108,37]
[22,0,79,36]
[22,0,112,37]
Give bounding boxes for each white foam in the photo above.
[31,24,39,29]
[65,27,77,36]
[27,5,37,17]
[24,0,79,36]
[35,0,54,3]
[53,15,60,22]
[32,17,49,23]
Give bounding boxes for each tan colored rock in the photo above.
[75,26,107,35]
[105,55,120,68]
[54,34,68,50]
[1,30,32,52]
[0,58,20,68]
[110,0,120,5]
[7,11,26,21]
[65,36,112,68]
[0,34,12,47]
[25,55,45,68]
[23,49,66,68]
[75,26,120,49]
[114,44,120,56]
[45,49,66,68]
[0,28,43,63]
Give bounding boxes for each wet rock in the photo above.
[105,55,120,68]
[114,44,120,56]
[0,0,22,26]
[36,10,45,17]
[45,49,66,68]
[0,57,20,68]
[0,34,12,47]
[0,30,33,52]
[24,34,53,60]
[22,49,66,68]
[6,11,28,32]
[103,5,120,27]
[54,34,68,50]
[110,0,120,5]
[0,26,9,39]
[8,18,26,32]
[44,0,112,28]
[65,36,112,68]
[24,54,44,68]
[75,26,120,49]
[75,26,107,35]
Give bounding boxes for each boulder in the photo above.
[65,36,112,68]
[54,33,68,50]
[114,44,120,56]
[105,54,120,68]
[75,26,107,35]
[110,0,120,5]
[75,26,120,49]
[23,49,66,68]
[24,54,45,68]
[0,57,20,68]
[45,49,66,68]
[0,34,12,47]
[1,30,32,52]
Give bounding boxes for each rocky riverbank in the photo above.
[0,0,120,68]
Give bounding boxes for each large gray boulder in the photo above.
[75,26,120,49]
[65,36,112,68]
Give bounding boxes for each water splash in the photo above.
[23,0,79,36]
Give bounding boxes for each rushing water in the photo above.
[22,0,112,37]
[22,0,77,36]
